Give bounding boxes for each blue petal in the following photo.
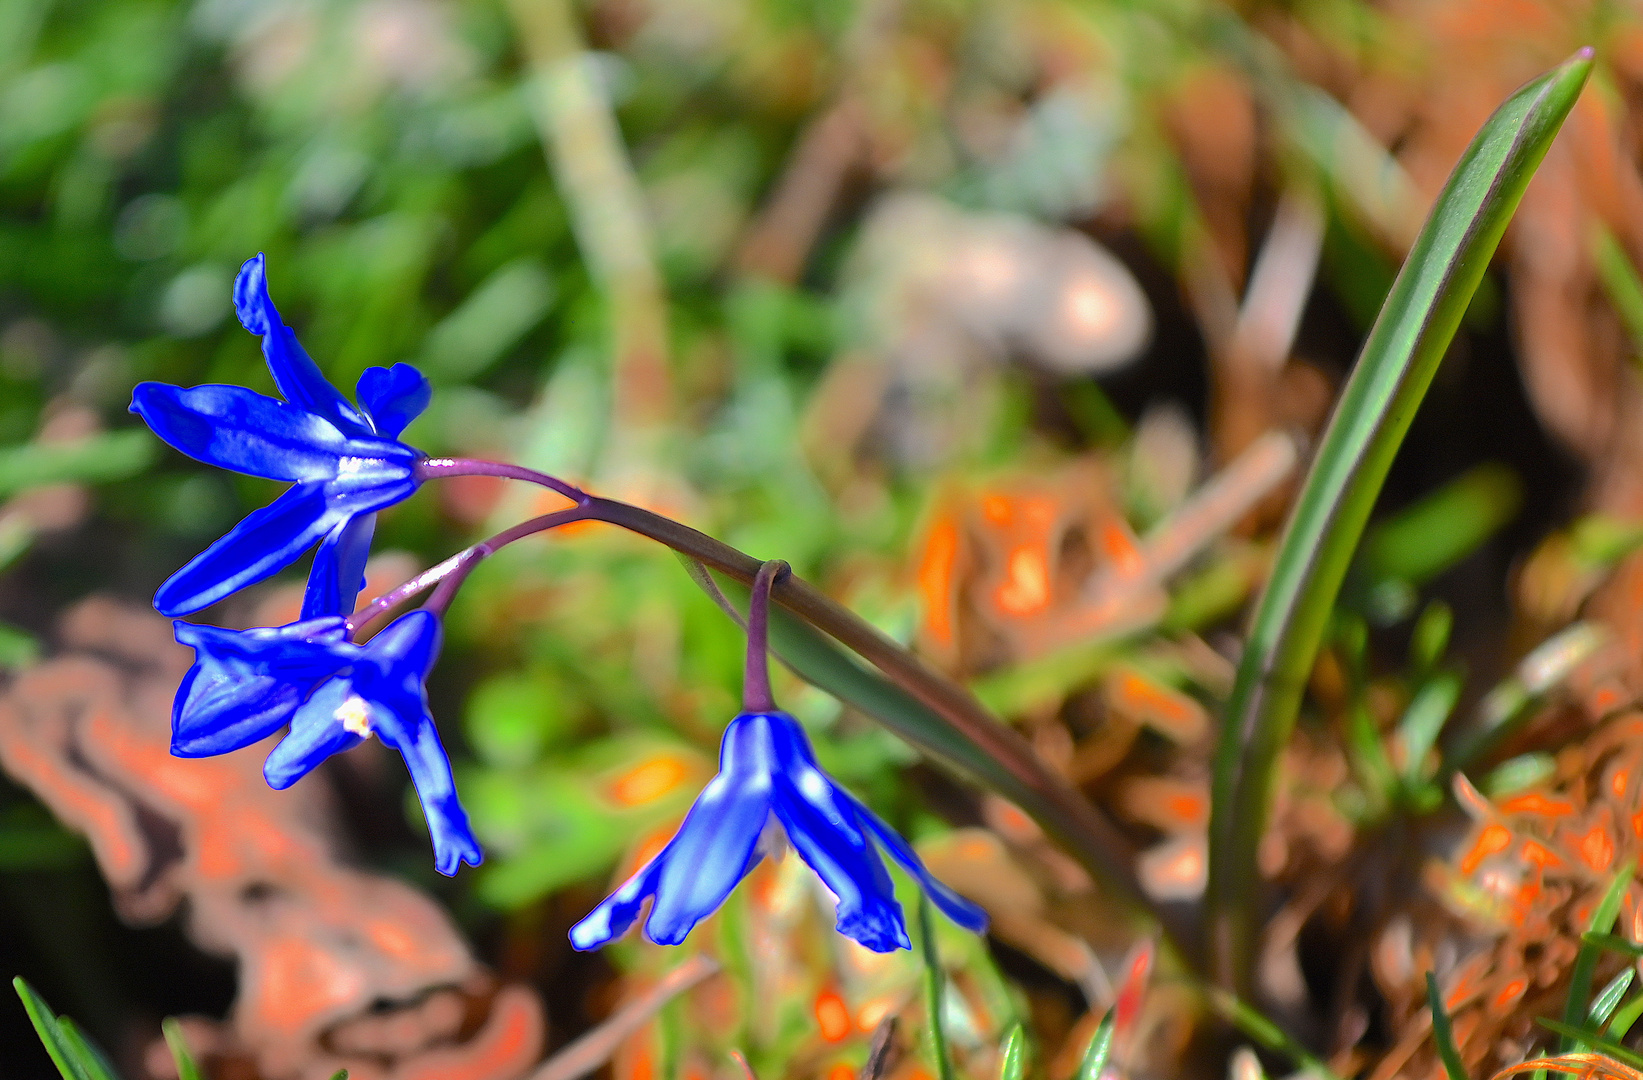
[303,513,377,619]
[264,677,365,789]
[381,711,482,875]
[772,771,910,952]
[131,382,349,482]
[359,607,441,678]
[155,482,346,617]
[171,619,353,756]
[234,254,370,437]
[171,662,298,756]
[357,363,431,438]
[848,791,990,934]
[569,854,664,951]
[350,610,476,875]
[643,771,771,945]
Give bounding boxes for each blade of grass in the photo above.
[58,1019,119,1080]
[1077,1008,1117,1080]
[1562,860,1636,1050]
[12,978,112,1080]
[163,1019,204,1080]
[1206,48,1595,990]
[999,1025,1027,1080]
[1590,970,1634,1027]
[1427,972,1470,1080]
[1593,223,1643,360]
[1581,932,1643,960]
[1397,671,1464,787]
[1347,463,1522,620]
[1611,992,1643,1041]
[1535,1019,1643,1070]
[1445,622,1607,773]
[918,895,956,1080]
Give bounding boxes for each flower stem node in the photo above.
[568,709,988,954]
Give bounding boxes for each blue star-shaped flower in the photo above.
[131,253,432,618]
[260,609,481,876]
[569,710,987,953]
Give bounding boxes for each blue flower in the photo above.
[131,253,432,618]
[569,710,987,953]
[262,609,482,876]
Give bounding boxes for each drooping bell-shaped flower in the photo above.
[130,254,432,617]
[262,609,481,876]
[571,561,987,953]
[569,707,988,952]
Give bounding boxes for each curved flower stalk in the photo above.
[570,562,988,953]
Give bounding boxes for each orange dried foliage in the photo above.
[912,459,1160,673]
[0,598,544,1080]
[1374,714,1643,1080]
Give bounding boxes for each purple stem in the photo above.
[345,505,591,634]
[742,560,788,712]
[414,457,589,505]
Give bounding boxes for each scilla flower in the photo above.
[571,562,986,953]
[171,562,479,874]
[262,609,481,876]
[130,253,431,617]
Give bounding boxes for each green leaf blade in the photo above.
[1077,1008,1117,1080]
[1427,972,1470,1080]
[999,1024,1027,1080]
[163,1019,204,1080]
[1207,48,1595,987]
[13,978,102,1080]
[1562,859,1637,1050]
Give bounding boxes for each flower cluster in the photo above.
[133,255,985,951]
[135,253,477,874]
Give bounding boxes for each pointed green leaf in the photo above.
[1590,969,1634,1027]
[1077,1008,1116,1080]
[13,978,111,1080]
[1562,858,1636,1050]
[1207,990,1344,1080]
[57,1018,119,1080]
[1426,973,1469,1080]
[1208,48,1595,984]
[1580,932,1643,960]
[999,1024,1028,1080]
[163,1019,204,1080]
[1536,1018,1643,1070]
[1609,992,1643,1041]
